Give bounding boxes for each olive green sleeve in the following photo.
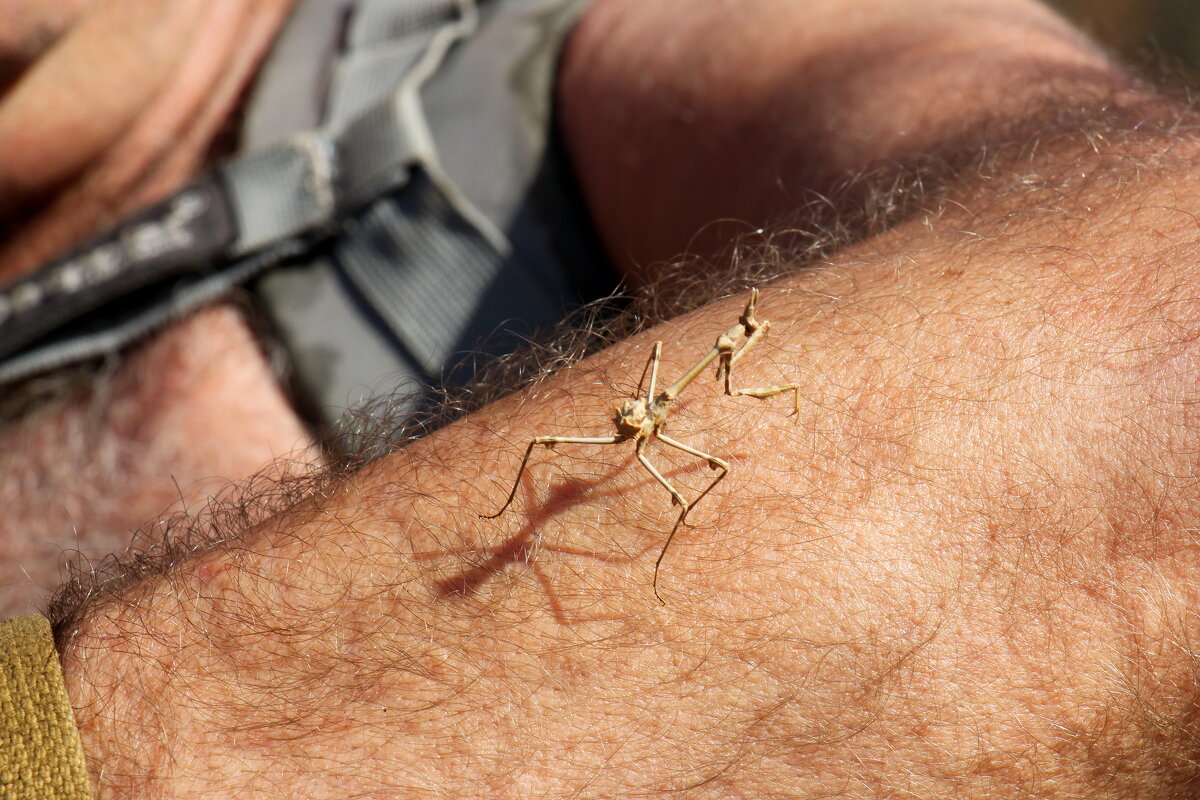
[0,615,93,800]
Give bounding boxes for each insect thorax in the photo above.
[613,398,652,437]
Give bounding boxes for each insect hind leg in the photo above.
[648,432,731,603]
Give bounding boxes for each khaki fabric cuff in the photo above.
[0,615,93,800]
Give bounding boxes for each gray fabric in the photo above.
[329,45,429,131]
[241,1,351,149]
[349,0,462,47]
[425,0,581,232]
[231,0,471,254]
[337,170,505,376]
[223,134,338,255]
[252,0,607,427]
[254,257,424,418]
[0,0,612,434]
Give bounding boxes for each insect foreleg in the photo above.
[634,342,663,400]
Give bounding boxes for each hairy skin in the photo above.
[0,0,309,614]
[58,128,1200,796]
[0,305,315,618]
[0,0,1123,614]
[0,0,1123,615]
[6,0,1200,796]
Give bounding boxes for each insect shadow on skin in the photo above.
[411,462,656,625]
[481,289,802,603]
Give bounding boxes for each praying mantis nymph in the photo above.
[481,288,800,602]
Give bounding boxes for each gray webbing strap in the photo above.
[0,0,609,427]
[223,0,478,255]
[337,169,522,376]
[251,0,604,425]
[221,134,339,256]
[0,0,477,386]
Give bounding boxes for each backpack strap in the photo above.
[0,0,609,431]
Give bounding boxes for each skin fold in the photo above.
[4,0,1200,796]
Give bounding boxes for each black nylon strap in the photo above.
[0,0,612,423]
[0,176,237,364]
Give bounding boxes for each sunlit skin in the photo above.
[8,1,1200,798]
[481,288,805,601]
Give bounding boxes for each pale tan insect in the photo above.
[482,288,800,602]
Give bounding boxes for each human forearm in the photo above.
[0,0,1138,619]
[57,116,1200,798]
